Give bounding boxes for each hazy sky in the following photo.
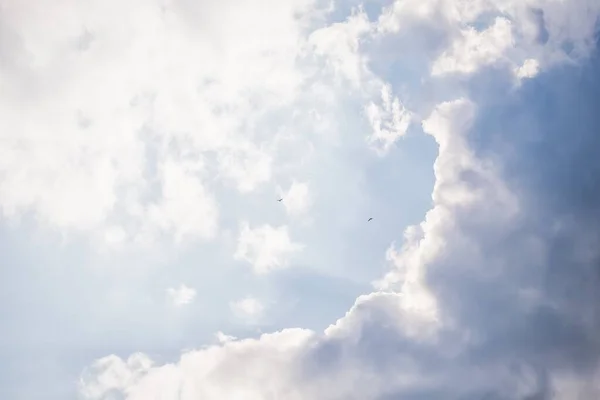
[1,0,600,399]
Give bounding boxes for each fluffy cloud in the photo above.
[0,0,363,247]
[278,181,313,217]
[215,331,237,344]
[308,8,372,87]
[146,158,219,244]
[431,17,515,76]
[515,58,540,80]
[234,222,304,274]
[166,284,197,307]
[77,0,600,399]
[0,0,402,248]
[80,330,315,400]
[365,84,412,154]
[230,297,265,322]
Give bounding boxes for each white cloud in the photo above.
[308,6,415,155]
[230,297,265,321]
[431,17,515,76]
[144,158,219,245]
[0,3,407,395]
[166,284,197,307]
[215,331,237,344]
[2,0,600,398]
[309,8,372,87]
[77,294,450,400]
[514,58,540,80]
[217,144,273,194]
[79,329,315,400]
[0,0,399,249]
[103,225,128,246]
[0,0,339,247]
[78,73,599,396]
[375,0,490,36]
[365,84,412,154]
[279,181,312,217]
[234,222,303,274]
[76,0,600,398]
[79,353,154,400]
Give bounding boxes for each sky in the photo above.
[1,0,600,399]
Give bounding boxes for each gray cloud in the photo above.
[295,33,600,400]
[412,37,600,398]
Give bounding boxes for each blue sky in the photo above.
[1,0,600,399]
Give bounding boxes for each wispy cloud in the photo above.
[234,222,304,274]
[278,181,313,218]
[166,284,197,307]
[230,297,265,322]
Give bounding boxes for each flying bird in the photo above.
[277,198,283,202]
[368,217,373,222]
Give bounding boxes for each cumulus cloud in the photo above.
[1,3,407,397]
[234,222,304,274]
[79,330,314,400]
[431,17,515,76]
[0,0,351,247]
[146,158,219,244]
[365,84,412,154]
[515,58,540,80]
[103,225,128,246]
[308,7,373,87]
[278,181,313,217]
[230,297,265,322]
[166,284,197,307]
[1,0,599,398]
[79,353,155,400]
[215,331,237,344]
[76,0,600,399]
[0,0,396,248]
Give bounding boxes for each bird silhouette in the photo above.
[368,217,373,222]
[277,198,283,202]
